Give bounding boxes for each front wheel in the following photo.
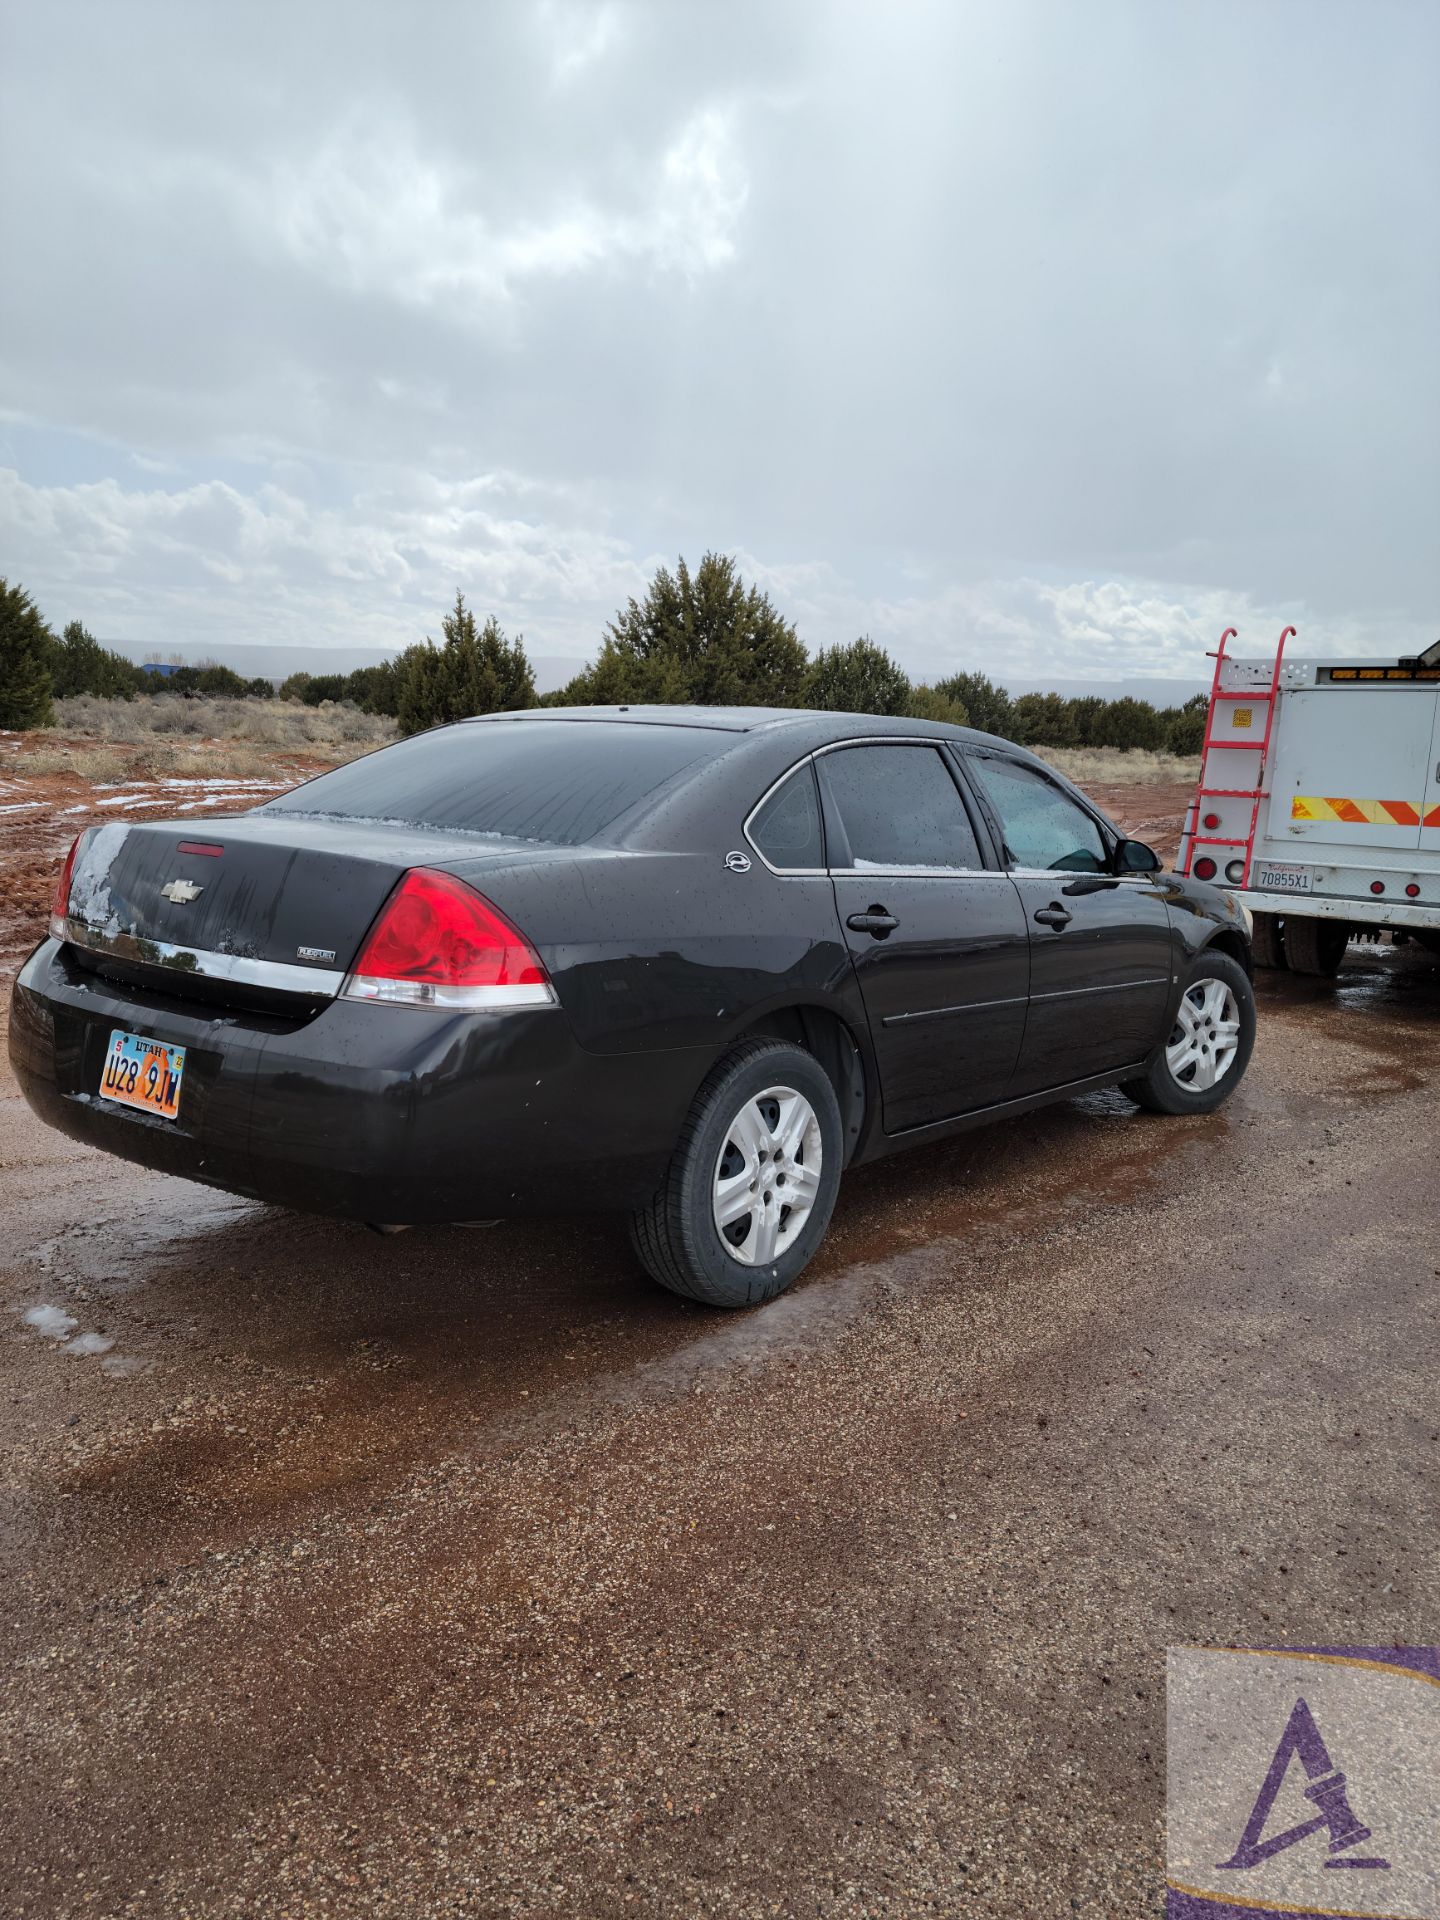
[630,1038,844,1309]
[1122,952,1256,1115]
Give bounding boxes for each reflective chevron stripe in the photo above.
[1291,795,1423,825]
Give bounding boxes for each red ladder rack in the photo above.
[1180,625,1295,881]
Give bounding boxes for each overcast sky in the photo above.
[1,0,1436,686]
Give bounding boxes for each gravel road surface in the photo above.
[2,933,1436,1918]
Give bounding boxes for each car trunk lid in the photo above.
[57,815,560,1014]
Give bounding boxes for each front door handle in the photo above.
[846,907,900,938]
[1033,904,1073,930]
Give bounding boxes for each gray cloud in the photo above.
[1,0,1435,684]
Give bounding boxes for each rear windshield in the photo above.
[263,720,723,846]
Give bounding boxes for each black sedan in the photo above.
[10,707,1255,1307]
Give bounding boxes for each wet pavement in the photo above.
[1,941,1437,1917]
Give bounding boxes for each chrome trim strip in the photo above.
[882,994,1028,1027]
[742,735,968,878]
[61,919,345,995]
[1028,977,1170,1002]
[340,975,557,1010]
[742,751,822,876]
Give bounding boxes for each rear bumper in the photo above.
[1239,891,1440,931]
[8,939,703,1221]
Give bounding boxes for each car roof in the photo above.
[472,704,1020,752]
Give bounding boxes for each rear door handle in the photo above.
[846,907,900,938]
[1033,904,1073,930]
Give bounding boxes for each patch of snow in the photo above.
[22,1304,78,1339]
[63,1332,116,1357]
[0,801,43,813]
[60,804,88,814]
[158,776,287,789]
[101,1354,154,1379]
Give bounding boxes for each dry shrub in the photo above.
[50,695,396,752]
[1035,746,1201,787]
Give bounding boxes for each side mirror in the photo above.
[1115,838,1162,873]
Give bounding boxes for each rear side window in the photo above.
[966,754,1108,873]
[820,745,983,870]
[748,764,824,870]
[265,721,722,846]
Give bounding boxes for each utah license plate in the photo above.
[99,1028,186,1121]
[1253,862,1311,893]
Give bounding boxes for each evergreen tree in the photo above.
[1066,694,1107,747]
[1093,695,1165,750]
[570,553,808,707]
[1014,691,1077,747]
[1164,692,1208,756]
[803,636,911,716]
[932,670,1020,740]
[50,620,142,699]
[393,595,537,736]
[301,673,348,706]
[194,664,250,697]
[905,683,971,726]
[0,579,56,728]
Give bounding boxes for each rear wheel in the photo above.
[630,1038,844,1309]
[1284,915,1351,976]
[1250,911,1285,969]
[1122,951,1255,1115]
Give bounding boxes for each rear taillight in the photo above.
[1370,880,1385,895]
[342,868,555,1011]
[1193,857,1217,881]
[49,832,87,940]
[1225,859,1245,883]
[1406,882,1421,898]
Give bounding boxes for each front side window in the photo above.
[966,755,1108,873]
[748,763,825,870]
[820,745,983,870]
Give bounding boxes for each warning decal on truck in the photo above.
[1291,795,1426,825]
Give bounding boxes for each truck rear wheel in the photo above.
[1284,916,1350,977]
[1250,911,1285,969]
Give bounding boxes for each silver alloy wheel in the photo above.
[711,1083,823,1266]
[1165,976,1242,1091]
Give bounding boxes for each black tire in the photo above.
[1250,911,1285,969]
[1284,915,1351,976]
[629,1037,844,1309]
[1122,950,1256,1116]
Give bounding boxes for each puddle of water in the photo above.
[27,1188,264,1291]
[21,1304,78,1339]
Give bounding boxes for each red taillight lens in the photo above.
[1405,883,1421,898]
[1370,880,1385,895]
[1202,812,1221,830]
[1193,857,1217,880]
[343,869,554,1010]
[49,832,87,939]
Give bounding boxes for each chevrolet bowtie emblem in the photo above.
[161,879,204,905]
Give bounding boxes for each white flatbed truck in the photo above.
[1176,628,1440,974]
